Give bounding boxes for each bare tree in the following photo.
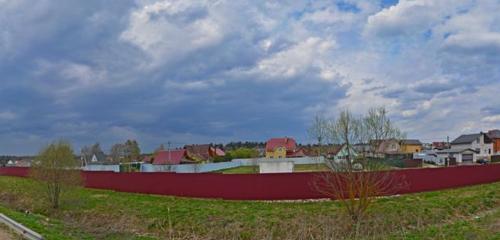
[110,143,126,163]
[326,109,363,169]
[363,107,405,156]
[308,114,330,168]
[312,108,407,238]
[31,141,81,209]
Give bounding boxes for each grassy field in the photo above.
[0,176,498,239]
[217,163,329,174]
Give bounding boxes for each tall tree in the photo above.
[31,140,81,209]
[125,139,141,162]
[110,143,126,163]
[308,114,329,156]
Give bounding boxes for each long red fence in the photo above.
[1,164,499,200]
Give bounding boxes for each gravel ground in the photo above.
[0,224,16,240]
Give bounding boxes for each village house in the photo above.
[184,144,225,162]
[152,149,192,165]
[400,139,423,153]
[326,144,358,163]
[487,129,500,155]
[265,137,305,158]
[445,132,493,163]
[375,139,422,154]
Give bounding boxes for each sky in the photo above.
[1,0,500,155]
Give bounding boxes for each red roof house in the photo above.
[266,137,297,152]
[184,144,225,162]
[265,137,303,158]
[152,149,189,165]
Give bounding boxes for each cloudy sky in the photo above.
[1,0,500,155]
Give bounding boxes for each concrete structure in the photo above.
[83,164,120,172]
[258,160,294,173]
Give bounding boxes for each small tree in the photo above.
[312,108,407,238]
[31,141,81,209]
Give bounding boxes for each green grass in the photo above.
[216,163,329,174]
[0,176,498,239]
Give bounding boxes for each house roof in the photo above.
[215,148,225,156]
[185,144,212,160]
[266,137,297,152]
[401,139,422,145]
[436,148,479,154]
[326,145,344,156]
[488,129,500,139]
[451,133,482,145]
[153,149,187,165]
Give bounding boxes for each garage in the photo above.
[462,154,473,163]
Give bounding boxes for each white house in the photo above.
[436,148,479,165]
[449,132,493,163]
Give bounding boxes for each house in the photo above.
[152,149,191,165]
[265,137,304,158]
[487,129,500,155]
[436,148,479,165]
[400,139,423,153]
[450,132,493,163]
[327,144,358,163]
[376,139,401,154]
[376,139,422,154]
[432,142,450,150]
[184,144,225,162]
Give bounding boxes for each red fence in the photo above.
[1,164,500,200]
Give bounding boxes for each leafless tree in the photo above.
[363,107,405,156]
[308,114,330,168]
[110,143,126,163]
[31,140,81,209]
[312,108,407,238]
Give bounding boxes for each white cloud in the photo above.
[251,37,336,79]
[0,111,16,120]
[33,60,108,103]
[121,0,225,68]
[482,115,500,123]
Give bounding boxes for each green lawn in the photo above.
[0,176,498,239]
[216,163,329,174]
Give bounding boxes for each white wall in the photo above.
[85,157,325,173]
[83,164,120,172]
[259,161,294,173]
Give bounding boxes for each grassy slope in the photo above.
[0,176,498,239]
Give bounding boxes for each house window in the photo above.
[489,149,491,154]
